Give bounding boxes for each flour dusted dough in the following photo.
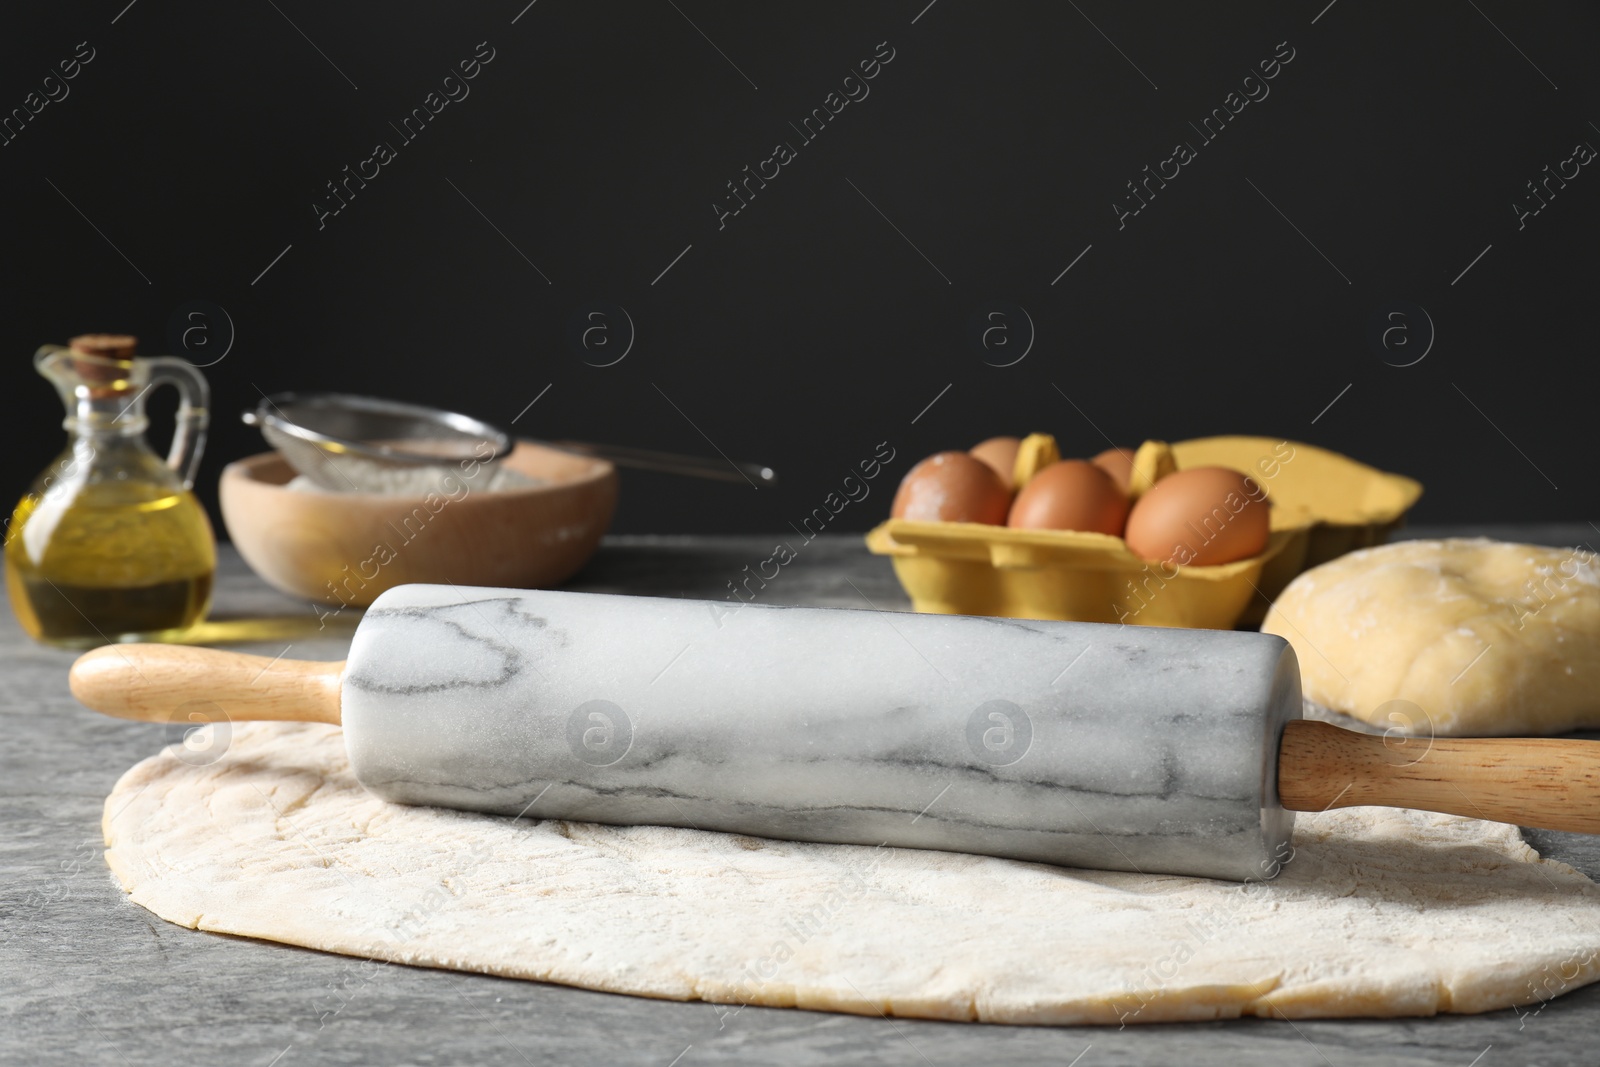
[1263,539,1600,737]
[104,722,1600,1025]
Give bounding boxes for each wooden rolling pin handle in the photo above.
[69,644,343,726]
[1279,719,1600,835]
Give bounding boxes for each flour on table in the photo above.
[103,722,1600,1025]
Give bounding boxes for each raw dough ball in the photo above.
[1262,539,1600,736]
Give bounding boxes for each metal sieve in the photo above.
[242,392,512,492]
[243,391,777,491]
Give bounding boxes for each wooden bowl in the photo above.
[220,442,616,607]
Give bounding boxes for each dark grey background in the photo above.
[2,1,1594,535]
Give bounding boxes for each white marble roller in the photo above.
[340,585,1301,881]
[73,588,1600,881]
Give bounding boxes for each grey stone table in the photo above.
[5,526,1599,1067]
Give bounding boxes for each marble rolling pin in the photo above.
[69,585,1600,881]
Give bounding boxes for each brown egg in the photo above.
[1124,467,1270,567]
[1007,460,1129,535]
[891,451,1012,524]
[1090,446,1137,492]
[969,436,1021,484]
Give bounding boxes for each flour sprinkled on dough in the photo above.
[104,722,1600,1025]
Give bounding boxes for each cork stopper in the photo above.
[63,334,138,391]
[69,334,138,360]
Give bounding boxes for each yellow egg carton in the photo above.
[865,435,1422,629]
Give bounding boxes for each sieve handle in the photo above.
[546,440,776,486]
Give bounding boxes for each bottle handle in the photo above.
[142,357,210,490]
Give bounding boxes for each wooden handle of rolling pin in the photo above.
[1278,719,1600,834]
[69,644,343,725]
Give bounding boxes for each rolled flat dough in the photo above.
[1263,539,1600,737]
[104,722,1600,1026]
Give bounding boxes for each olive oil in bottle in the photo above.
[6,335,215,648]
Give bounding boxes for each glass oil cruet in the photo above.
[5,334,215,647]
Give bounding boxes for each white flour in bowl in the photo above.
[285,465,541,495]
